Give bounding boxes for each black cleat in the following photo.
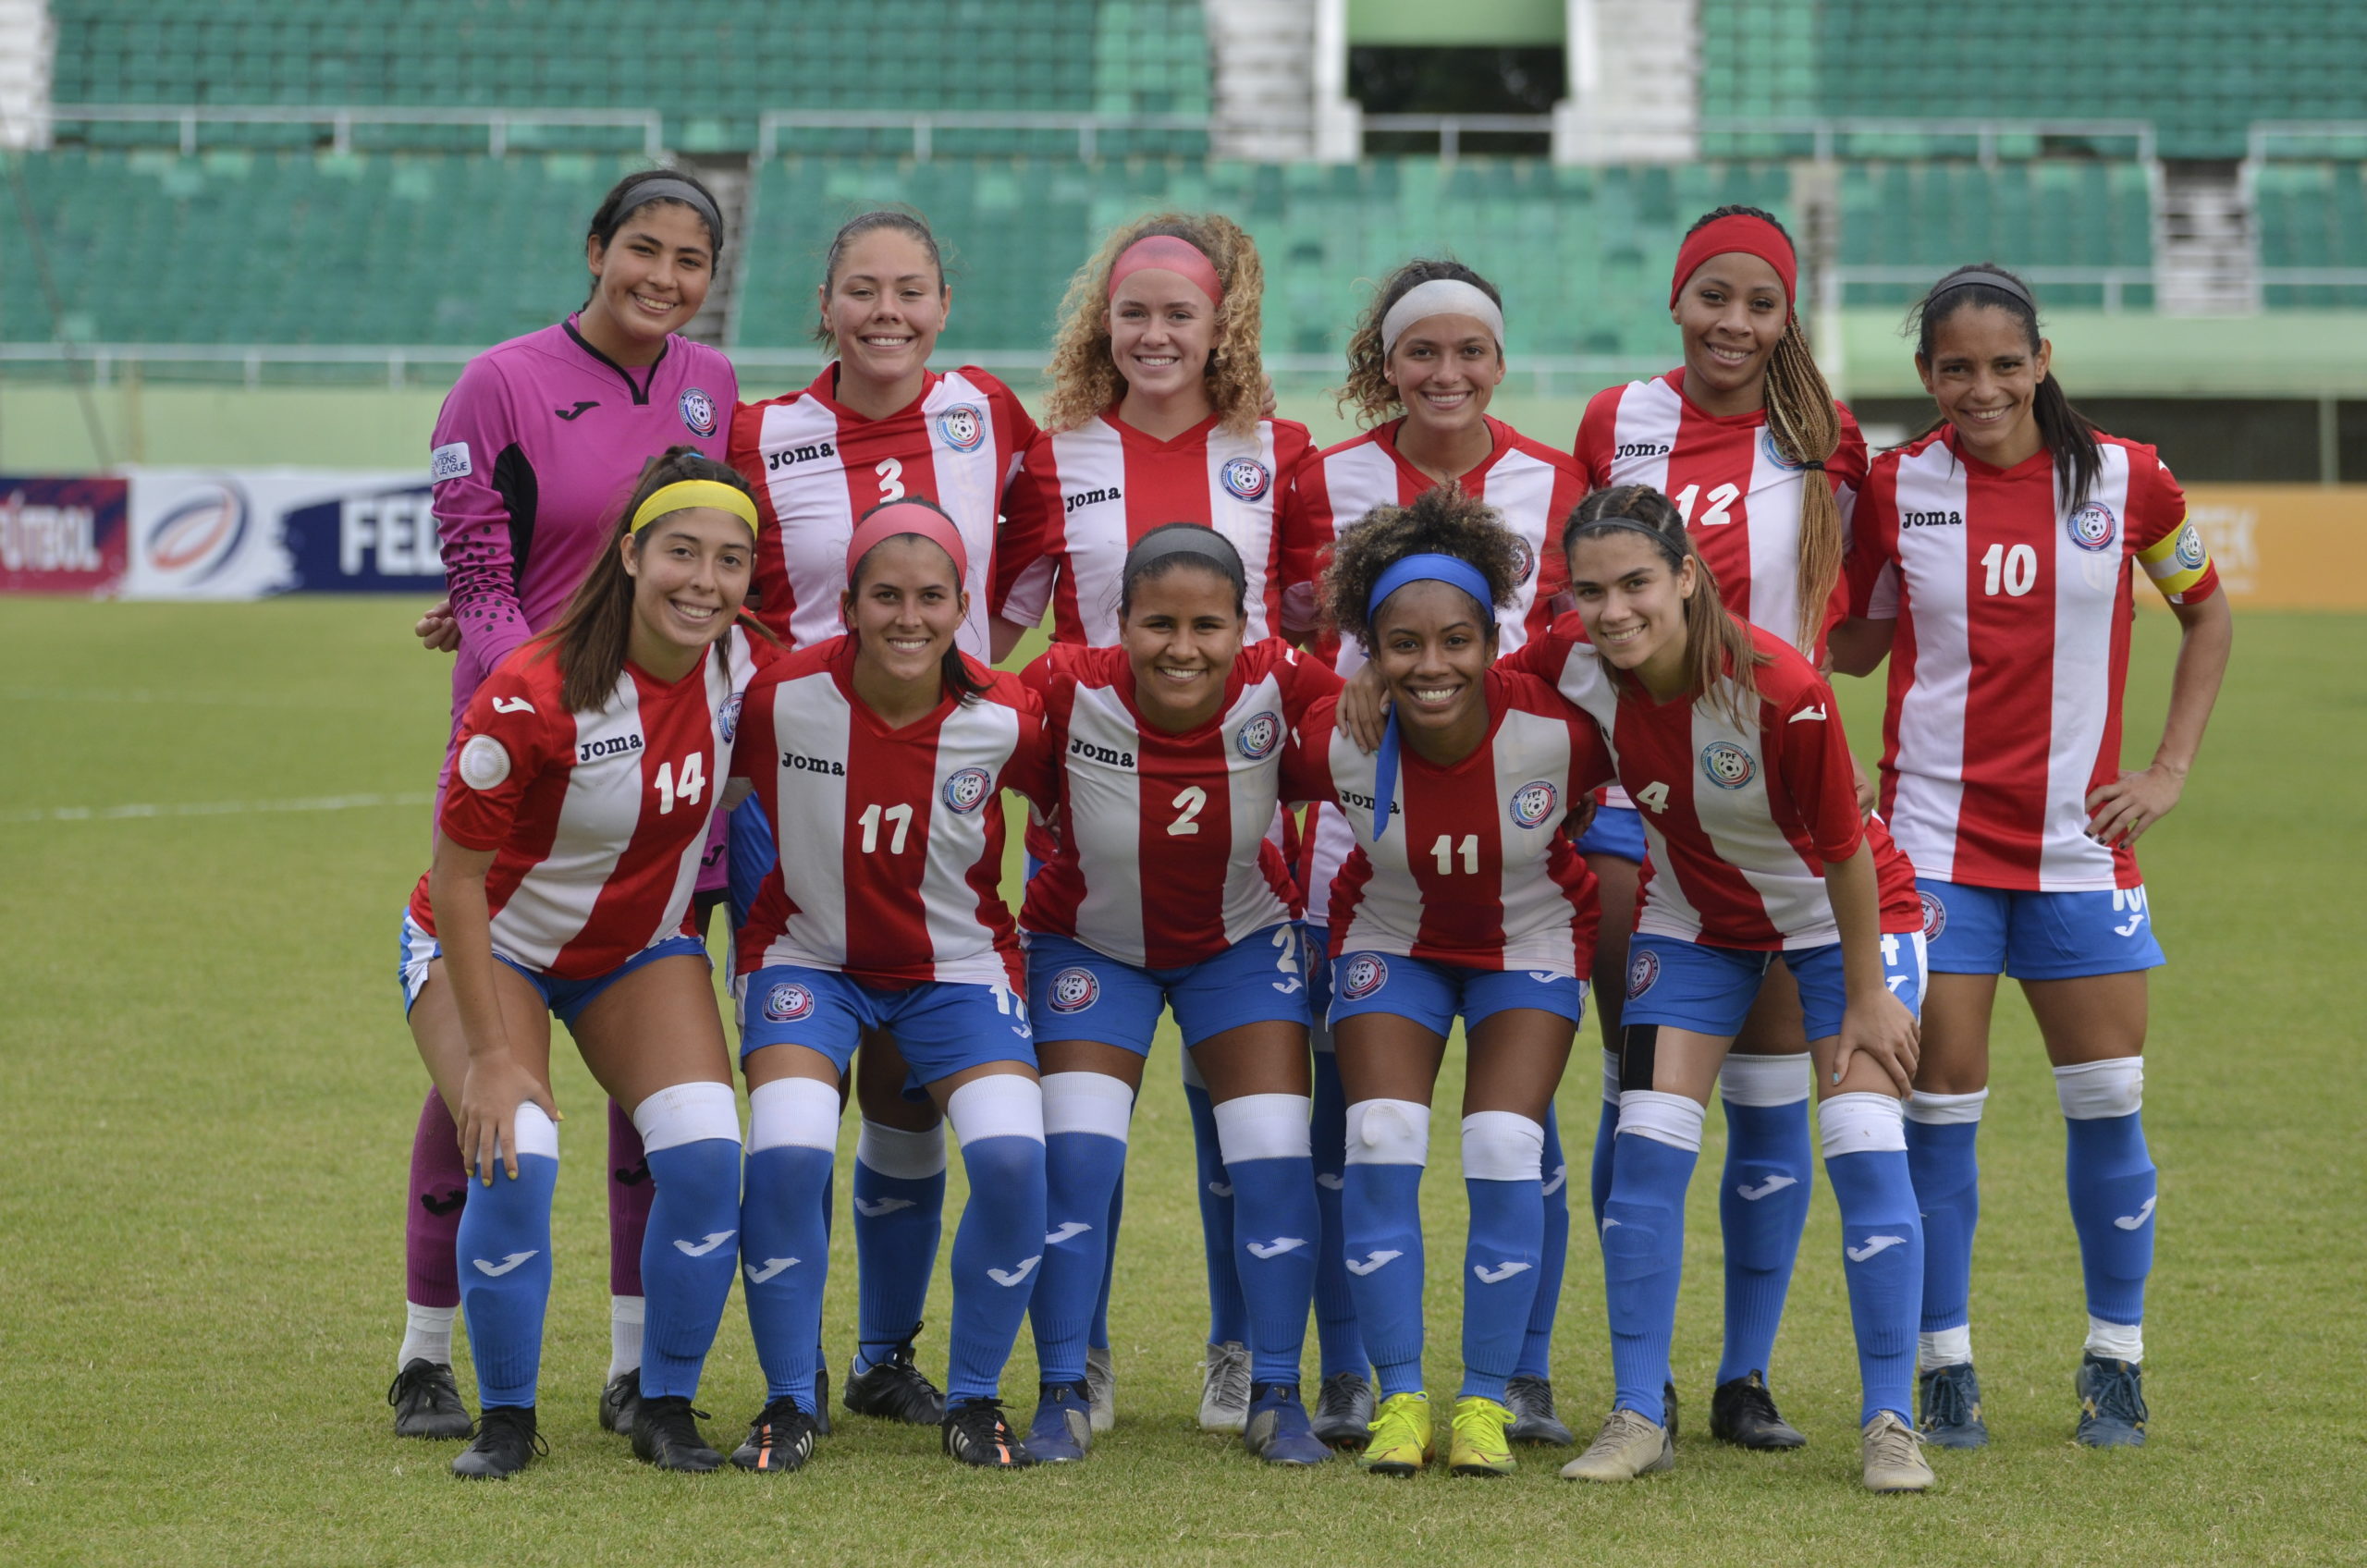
[1711,1371,1807,1450]
[1504,1375,1576,1446]
[451,1405,544,1479]
[598,1369,641,1435]
[1663,1380,1682,1439]
[2074,1353,2149,1448]
[845,1325,945,1425]
[389,1358,472,1439]
[1311,1370,1375,1451]
[813,1366,832,1437]
[1918,1362,1990,1449]
[632,1394,725,1473]
[731,1395,821,1475]
[941,1397,1036,1468]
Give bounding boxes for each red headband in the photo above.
[845,501,969,583]
[1108,234,1224,306]
[1669,214,1798,313]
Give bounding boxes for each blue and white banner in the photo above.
[123,467,440,598]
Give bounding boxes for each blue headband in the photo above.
[1365,553,1498,839]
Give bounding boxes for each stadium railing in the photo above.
[754,110,1211,162]
[1699,116,2158,167]
[45,104,667,158]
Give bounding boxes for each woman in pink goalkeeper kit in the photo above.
[392,168,738,1442]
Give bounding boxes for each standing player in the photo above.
[991,213,1312,1436]
[1018,526,1340,1465]
[395,169,738,1441]
[1288,488,1611,1478]
[726,209,1040,1428]
[1570,205,1870,1448]
[728,499,1055,1472]
[1508,485,1931,1492]
[400,450,767,1477]
[1277,259,1588,1449]
[1834,264,2231,1449]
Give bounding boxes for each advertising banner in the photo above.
[120,468,438,598]
[2167,485,2367,610]
[0,477,129,595]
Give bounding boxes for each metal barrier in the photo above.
[754,110,1209,163]
[45,104,666,158]
[1698,116,2158,167]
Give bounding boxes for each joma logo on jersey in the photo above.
[1069,737,1135,768]
[766,439,837,471]
[781,752,847,776]
[1901,509,1964,529]
[1334,789,1402,817]
[1614,441,1673,459]
[578,733,644,763]
[1064,484,1121,514]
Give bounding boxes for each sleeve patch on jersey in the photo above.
[458,733,511,791]
[431,442,473,483]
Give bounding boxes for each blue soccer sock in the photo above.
[851,1118,946,1374]
[1906,1088,1985,1368]
[1715,1054,1813,1386]
[1308,1038,1367,1379]
[1513,1103,1569,1380]
[455,1103,559,1410]
[743,1079,839,1406]
[632,1084,744,1402]
[1821,1093,1923,1425]
[2057,1060,2154,1355]
[1601,1094,1702,1423]
[1213,1093,1319,1388]
[1182,1056,1249,1347]
[1033,1072,1132,1386]
[1588,1048,1619,1234]
[942,1078,1049,1403]
[1460,1112,1545,1403]
[1342,1098,1429,1399]
[1090,1167,1122,1353]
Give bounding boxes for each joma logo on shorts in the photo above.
[578,734,644,763]
[1069,737,1134,767]
[1064,484,1121,513]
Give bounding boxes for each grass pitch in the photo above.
[1,598,2360,1566]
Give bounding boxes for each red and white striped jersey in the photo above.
[730,636,1053,988]
[728,365,1037,656]
[1504,617,1872,950]
[409,628,764,976]
[1280,416,1585,925]
[1574,370,1869,660]
[1846,428,2218,892]
[1285,669,1612,974]
[992,410,1315,646]
[1021,639,1343,969]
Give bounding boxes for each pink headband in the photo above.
[1108,234,1223,306]
[845,500,969,583]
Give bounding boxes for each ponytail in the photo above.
[1564,484,1767,727]
[1911,263,2102,511]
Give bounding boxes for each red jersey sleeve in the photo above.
[992,432,1061,626]
[1279,639,1345,718]
[1845,454,1903,619]
[1282,697,1341,809]
[998,690,1059,813]
[1571,383,1625,487]
[1277,463,1336,641]
[728,664,779,783]
[1771,678,1866,864]
[438,655,557,851]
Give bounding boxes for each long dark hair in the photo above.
[538,446,757,714]
[1563,484,1767,726]
[845,496,987,703]
[1910,263,2102,510]
[582,168,725,306]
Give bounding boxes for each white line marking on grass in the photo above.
[1,687,420,711]
[0,791,433,825]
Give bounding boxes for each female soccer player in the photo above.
[1277,259,1588,1449]
[1834,264,2231,1450]
[1017,525,1339,1465]
[1287,487,1610,1479]
[991,213,1312,1437]
[726,208,1041,1428]
[1570,205,1871,1449]
[396,169,737,1440]
[728,498,1054,1472]
[399,449,766,1478]
[1504,484,1931,1492]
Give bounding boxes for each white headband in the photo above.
[1380,278,1505,357]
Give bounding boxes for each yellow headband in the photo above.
[631,479,760,535]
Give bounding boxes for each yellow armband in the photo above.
[2137,518,2212,598]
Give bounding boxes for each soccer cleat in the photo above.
[1447,1395,1517,1477]
[1503,1375,1575,1446]
[1085,1342,1117,1434]
[1244,1383,1331,1466]
[730,1396,820,1475]
[451,1405,545,1480]
[2074,1353,2149,1448]
[813,1366,832,1437]
[1861,1410,1935,1492]
[1199,1341,1252,1434]
[1560,1407,1674,1482]
[388,1358,472,1439]
[1710,1371,1807,1451]
[597,1369,641,1436]
[1663,1379,1682,1439]
[1357,1390,1433,1476]
[843,1325,945,1426]
[1025,1381,1093,1464]
[941,1397,1036,1469]
[631,1394,725,1473]
[1917,1362,1990,1450]
[1311,1371,1375,1451]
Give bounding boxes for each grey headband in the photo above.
[1125,525,1244,581]
[1926,265,2032,311]
[1572,514,1684,561]
[619,177,723,246]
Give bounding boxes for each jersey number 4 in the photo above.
[654,753,705,814]
[1632,780,1672,813]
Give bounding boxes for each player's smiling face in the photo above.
[1121,564,1244,732]
[844,535,967,691]
[1673,251,1787,413]
[824,229,950,395]
[1919,304,2053,469]
[1108,268,1218,406]
[1371,580,1497,751]
[1567,531,1696,680]
[583,201,712,356]
[1385,316,1503,441]
[622,508,753,658]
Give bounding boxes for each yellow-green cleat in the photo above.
[1447,1395,1517,1476]
[1357,1390,1433,1476]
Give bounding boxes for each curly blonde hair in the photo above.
[1333,258,1504,428]
[1320,484,1524,654]
[1040,213,1268,436]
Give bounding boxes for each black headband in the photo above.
[1125,525,1244,581]
[1573,514,1685,561]
[1925,265,2033,311]
[618,177,723,245]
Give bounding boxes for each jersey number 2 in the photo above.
[1168,785,1207,836]
[654,753,705,815]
